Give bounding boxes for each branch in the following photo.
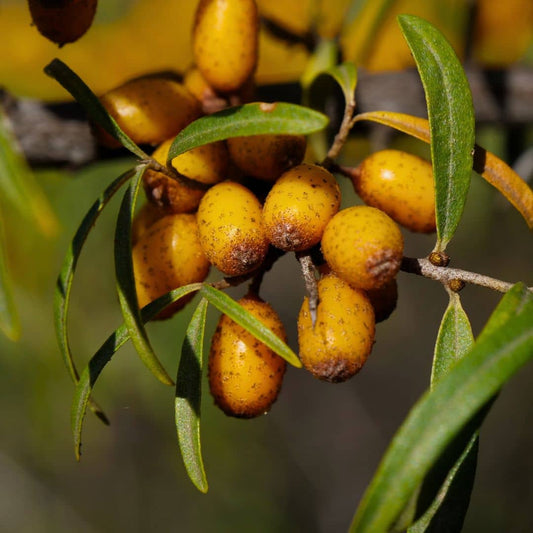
[401,256,531,293]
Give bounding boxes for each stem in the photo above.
[401,257,531,293]
[322,98,357,168]
[297,253,319,326]
[142,159,209,191]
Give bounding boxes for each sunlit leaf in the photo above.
[0,208,19,341]
[114,164,174,386]
[44,59,148,160]
[72,283,203,460]
[176,298,209,493]
[408,292,476,532]
[168,102,329,161]
[0,107,58,237]
[398,14,475,252]
[300,39,338,90]
[350,283,533,532]
[352,111,533,229]
[55,169,135,424]
[200,285,301,368]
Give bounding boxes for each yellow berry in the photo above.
[193,0,259,92]
[262,164,340,251]
[353,149,436,233]
[97,77,201,147]
[28,0,97,46]
[321,205,404,291]
[144,138,229,213]
[132,201,170,245]
[208,295,287,418]
[197,181,269,276]
[227,134,307,181]
[132,213,210,319]
[298,273,375,383]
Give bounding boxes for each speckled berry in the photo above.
[321,205,404,290]
[298,273,375,382]
[208,295,287,418]
[262,164,340,252]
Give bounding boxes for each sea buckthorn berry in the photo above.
[132,201,170,245]
[298,273,375,383]
[365,278,398,323]
[321,205,404,291]
[197,181,268,276]
[144,138,228,213]
[97,78,201,148]
[193,0,259,93]
[262,163,341,252]
[28,0,97,46]
[352,149,436,233]
[227,134,307,182]
[132,213,210,319]
[208,295,287,418]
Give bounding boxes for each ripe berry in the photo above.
[262,163,340,252]
[97,77,201,148]
[28,0,97,46]
[193,0,259,92]
[352,149,436,233]
[197,181,268,276]
[208,295,287,418]
[227,134,307,181]
[132,213,210,319]
[365,278,398,323]
[298,273,375,382]
[143,138,229,213]
[321,205,404,291]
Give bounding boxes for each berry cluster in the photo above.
[91,0,437,419]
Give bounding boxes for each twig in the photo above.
[142,158,210,191]
[297,253,319,326]
[401,256,531,293]
[322,96,356,168]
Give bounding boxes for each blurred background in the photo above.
[0,0,532,531]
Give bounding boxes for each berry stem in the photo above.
[143,158,210,191]
[297,253,319,326]
[401,256,531,293]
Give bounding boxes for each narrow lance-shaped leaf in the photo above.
[114,164,174,386]
[324,62,358,106]
[0,107,58,237]
[408,292,477,532]
[398,15,475,252]
[44,59,148,160]
[55,169,135,424]
[176,298,209,493]
[200,285,301,368]
[72,283,203,460]
[352,111,533,229]
[301,39,338,90]
[0,208,19,341]
[350,283,533,533]
[168,102,329,161]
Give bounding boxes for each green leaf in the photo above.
[324,62,358,106]
[114,164,174,386]
[407,292,476,532]
[0,107,59,237]
[350,284,533,533]
[0,208,19,341]
[72,283,203,460]
[199,285,301,368]
[176,298,209,493]
[55,169,134,424]
[168,102,329,161]
[431,292,474,386]
[44,59,148,160]
[301,39,338,90]
[398,15,475,252]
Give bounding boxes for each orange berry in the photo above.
[321,205,404,290]
[208,295,287,418]
[262,164,340,251]
[298,273,375,382]
[353,149,436,233]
